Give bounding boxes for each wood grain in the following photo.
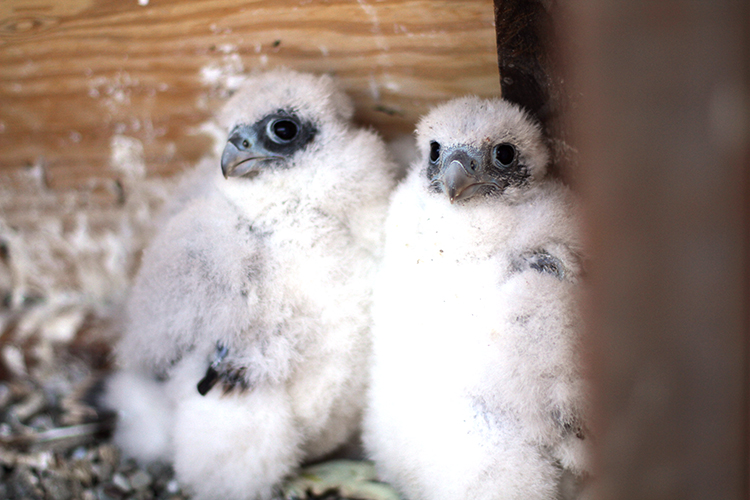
[0,0,500,307]
[0,0,500,190]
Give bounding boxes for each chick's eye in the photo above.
[494,144,516,167]
[429,141,441,164]
[269,119,299,143]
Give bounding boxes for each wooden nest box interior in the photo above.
[0,0,505,305]
[0,0,501,189]
[0,1,748,498]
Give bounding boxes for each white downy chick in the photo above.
[362,97,590,500]
[104,69,397,500]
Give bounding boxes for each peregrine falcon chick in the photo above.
[362,97,590,500]
[104,69,397,500]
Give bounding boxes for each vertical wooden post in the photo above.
[565,2,749,499]
[494,0,573,181]
[495,1,749,498]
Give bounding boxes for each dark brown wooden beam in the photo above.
[496,1,749,497]
[494,0,554,124]
[494,0,573,181]
[564,2,750,499]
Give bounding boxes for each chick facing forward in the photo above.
[362,97,590,500]
[104,69,397,500]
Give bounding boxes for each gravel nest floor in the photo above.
[0,309,399,500]
[0,310,189,500]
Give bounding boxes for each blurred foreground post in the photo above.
[496,1,749,498]
[566,2,749,499]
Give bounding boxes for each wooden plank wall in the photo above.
[0,0,499,189]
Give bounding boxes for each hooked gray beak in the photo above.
[221,141,253,178]
[438,149,487,203]
[442,160,475,203]
[220,127,282,178]
[221,142,281,179]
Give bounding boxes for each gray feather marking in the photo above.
[527,251,566,280]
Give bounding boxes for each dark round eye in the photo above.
[429,141,441,164]
[268,118,299,143]
[241,139,250,149]
[494,143,516,167]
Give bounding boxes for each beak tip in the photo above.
[446,187,459,204]
[220,160,234,178]
[221,143,238,179]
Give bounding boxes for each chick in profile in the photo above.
[362,97,590,500]
[105,69,396,500]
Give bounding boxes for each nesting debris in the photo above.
[0,303,186,500]
[282,460,402,500]
[0,298,402,500]
[0,382,188,499]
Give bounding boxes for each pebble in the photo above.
[129,470,153,491]
[112,471,132,492]
[0,447,17,466]
[40,470,74,500]
[0,421,12,437]
[98,443,120,466]
[2,344,28,377]
[70,460,95,486]
[17,450,55,470]
[82,490,98,500]
[166,479,180,495]
[72,446,89,460]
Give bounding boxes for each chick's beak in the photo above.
[221,141,270,179]
[220,140,248,178]
[442,159,475,203]
[220,126,281,179]
[438,148,485,203]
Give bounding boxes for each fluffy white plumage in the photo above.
[104,69,396,500]
[362,97,590,500]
